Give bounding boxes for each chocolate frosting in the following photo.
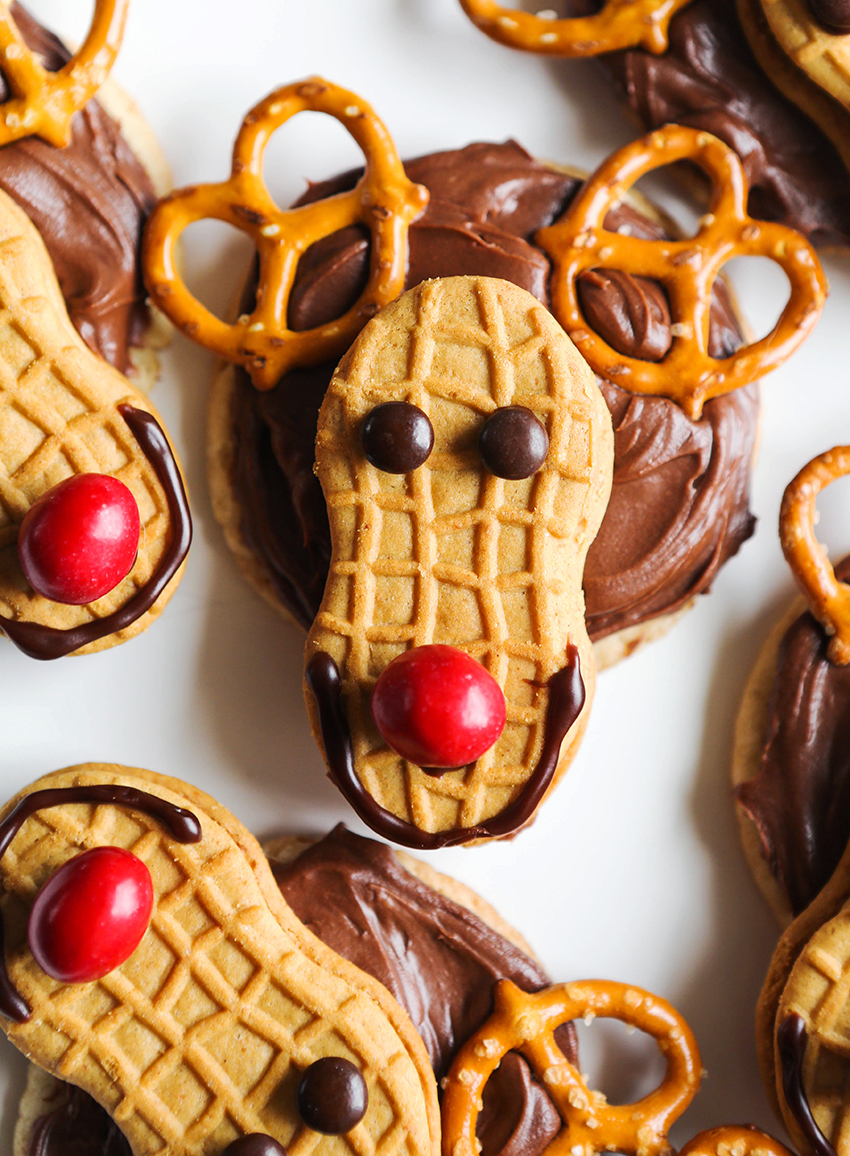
[229,141,757,639]
[28,1084,131,1156]
[0,4,156,372]
[562,0,850,247]
[28,824,570,1156]
[735,556,850,916]
[808,0,850,31]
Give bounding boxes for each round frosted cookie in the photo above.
[205,139,757,670]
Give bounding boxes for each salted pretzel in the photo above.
[0,0,128,148]
[537,125,827,420]
[143,78,429,390]
[680,1127,796,1156]
[441,979,701,1156]
[458,0,692,57]
[779,446,850,666]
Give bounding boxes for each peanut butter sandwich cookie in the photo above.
[0,768,440,1156]
[144,81,823,670]
[14,822,582,1156]
[733,447,850,926]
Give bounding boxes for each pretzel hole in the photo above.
[801,472,850,565]
[626,172,702,241]
[261,111,366,217]
[20,1,95,57]
[718,255,791,347]
[572,1016,666,1106]
[577,269,672,363]
[178,220,258,326]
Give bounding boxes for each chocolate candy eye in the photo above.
[223,1137,288,1156]
[360,401,434,473]
[479,406,549,480]
[297,1056,369,1134]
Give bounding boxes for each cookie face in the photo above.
[304,276,613,847]
[0,188,190,657]
[0,766,439,1156]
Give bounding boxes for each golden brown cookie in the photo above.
[303,275,613,847]
[0,189,189,657]
[0,765,440,1156]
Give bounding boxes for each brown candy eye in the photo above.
[297,1056,369,1134]
[360,401,434,473]
[223,1137,288,1156]
[479,406,549,479]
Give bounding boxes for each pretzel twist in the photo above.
[143,78,429,390]
[458,0,692,56]
[680,1127,796,1156]
[779,447,850,666]
[441,979,701,1156]
[537,125,827,420]
[0,0,128,147]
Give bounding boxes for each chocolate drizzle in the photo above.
[778,1013,838,1156]
[305,643,584,847]
[1,406,192,660]
[0,783,202,1022]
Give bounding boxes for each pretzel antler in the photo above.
[681,1127,797,1156]
[0,0,128,147]
[143,78,429,390]
[441,979,701,1156]
[458,0,692,56]
[537,125,826,420]
[780,446,850,666]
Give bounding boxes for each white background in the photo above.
[3,0,850,1148]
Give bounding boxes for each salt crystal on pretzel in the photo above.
[0,0,128,148]
[779,447,850,665]
[143,78,429,390]
[537,125,827,420]
[441,978,701,1156]
[457,0,693,56]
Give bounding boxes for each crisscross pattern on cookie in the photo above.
[309,277,609,835]
[0,0,128,147]
[777,904,850,1152]
[759,0,850,116]
[442,979,701,1156]
[0,769,433,1156]
[143,77,428,390]
[0,207,176,646]
[537,125,826,419]
[780,446,850,665]
[458,0,692,56]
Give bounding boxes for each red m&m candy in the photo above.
[371,644,506,770]
[28,846,154,984]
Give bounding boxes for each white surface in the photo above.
[3,0,850,1148]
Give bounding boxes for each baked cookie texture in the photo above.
[207,140,757,668]
[304,276,612,845]
[0,768,440,1156]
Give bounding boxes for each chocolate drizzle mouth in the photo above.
[778,1013,838,1156]
[305,643,585,848]
[0,783,202,1023]
[0,405,192,660]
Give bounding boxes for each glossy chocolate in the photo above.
[477,1053,562,1156]
[0,783,201,1022]
[229,142,755,640]
[479,407,549,480]
[296,1057,368,1134]
[566,0,850,247]
[361,401,434,473]
[1,406,192,660]
[1,4,156,372]
[28,1084,131,1156]
[808,0,850,30]
[778,1014,838,1156]
[305,643,584,848]
[734,557,850,916]
[577,270,671,362]
[223,1137,288,1156]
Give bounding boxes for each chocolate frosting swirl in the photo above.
[562,0,850,247]
[27,825,570,1156]
[229,140,756,640]
[735,556,850,916]
[0,4,156,372]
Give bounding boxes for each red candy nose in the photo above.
[28,846,154,984]
[18,473,141,605]
[371,644,506,770]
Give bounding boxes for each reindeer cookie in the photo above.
[0,765,439,1156]
[303,275,613,847]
